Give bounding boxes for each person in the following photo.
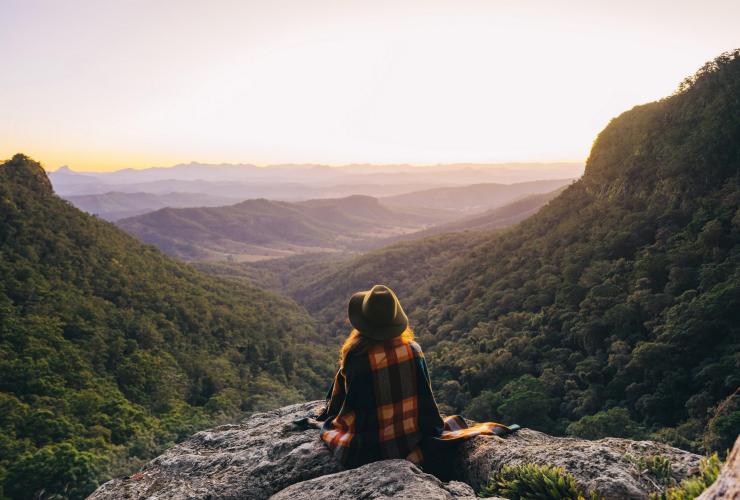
[315,284,518,476]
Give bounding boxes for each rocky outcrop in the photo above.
[699,435,740,500]
[89,402,340,500]
[89,401,705,500]
[457,429,702,498]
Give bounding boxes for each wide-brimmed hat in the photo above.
[348,285,409,341]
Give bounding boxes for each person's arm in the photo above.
[315,367,347,421]
[414,345,445,434]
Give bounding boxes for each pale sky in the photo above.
[1,1,738,171]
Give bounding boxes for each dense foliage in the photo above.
[233,51,740,455]
[0,155,333,499]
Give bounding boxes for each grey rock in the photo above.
[698,435,740,500]
[89,401,703,500]
[269,459,484,500]
[89,401,341,500]
[457,429,702,499]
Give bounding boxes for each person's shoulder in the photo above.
[343,348,371,376]
[408,340,424,355]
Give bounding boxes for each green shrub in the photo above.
[650,453,722,500]
[4,442,107,500]
[626,454,674,486]
[567,408,646,440]
[479,463,602,499]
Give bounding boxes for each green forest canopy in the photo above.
[0,154,334,499]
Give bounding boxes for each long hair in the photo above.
[339,328,414,368]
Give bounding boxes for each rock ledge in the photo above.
[89,401,709,500]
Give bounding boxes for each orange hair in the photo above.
[339,328,415,368]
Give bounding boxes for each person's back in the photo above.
[316,285,518,473]
[319,331,442,466]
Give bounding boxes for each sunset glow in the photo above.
[1,0,738,171]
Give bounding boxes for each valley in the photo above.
[1,50,738,500]
[112,179,571,261]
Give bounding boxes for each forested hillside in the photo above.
[413,51,740,454]
[117,195,447,261]
[381,178,573,212]
[238,51,740,455]
[369,187,568,247]
[203,232,489,340]
[0,155,333,499]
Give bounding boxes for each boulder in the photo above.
[89,400,705,500]
[89,401,340,499]
[457,429,702,499]
[270,459,483,500]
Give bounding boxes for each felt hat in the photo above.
[348,285,409,340]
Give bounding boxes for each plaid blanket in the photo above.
[316,335,515,468]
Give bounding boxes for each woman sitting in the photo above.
[316,284,518,475]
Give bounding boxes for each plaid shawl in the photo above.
[316,336,514,468]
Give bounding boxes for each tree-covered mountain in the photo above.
[410,52,740,454]
[117,195,451,261]
[228,51,740,456]
[0,155,334,499]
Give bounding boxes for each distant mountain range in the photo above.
[64,191,243,220]
[49,162,583,201]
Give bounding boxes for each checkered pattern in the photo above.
[316,336,515,468]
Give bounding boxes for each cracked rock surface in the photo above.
[89,400,704,499]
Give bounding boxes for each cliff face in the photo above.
[88,401,725,500]
[698,435,740,500]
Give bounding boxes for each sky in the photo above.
[1,1,738,172]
